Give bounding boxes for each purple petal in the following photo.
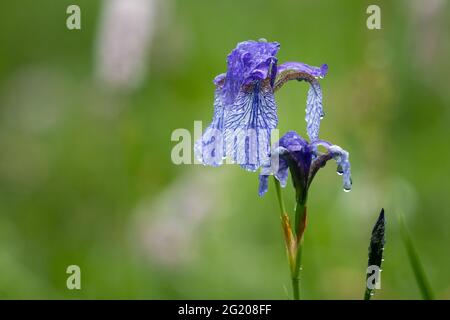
[257,146,289,196]
[274,62,327,141]
[213,73,226,86]
[258,174,269,196]
[274,157,289,187]
[194,86,226,167]
[278,131,313,188]
[224,83,277,171]
[305,80,324,141]
[278,131,309,152]
[327,145,352,191]
[276,62,328,79]
[223,40,280,105]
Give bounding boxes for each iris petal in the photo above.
[257,146,289,196]
[328,145,352,191]
[305,80,324,141]
[275,62,327,142]
[224,40,280,106]
[258,174,269,197]
[276,62,328,81]
[224,82,277,171]
[194,87,226,167]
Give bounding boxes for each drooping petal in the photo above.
[305,80,324,141]
[308,141,333,186]
[275,62,328,83]
[258,174,269,197]
[309,140,352,192]
[274,62,328,141]
[327,144,352,191]
[224,81,278,171]
[194,77,226,167]
[257,146,289,196]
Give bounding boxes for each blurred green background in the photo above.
[0,0,449,299]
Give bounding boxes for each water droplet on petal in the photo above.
[258,38,267,42]
[343,187,351,193]
[337,165,343,175]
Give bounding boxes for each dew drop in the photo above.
[370,292,374,296]
[343,187,351,193]
[258,38,267,42]
[320,111,325,120]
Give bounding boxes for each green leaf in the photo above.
[399,213,434,300]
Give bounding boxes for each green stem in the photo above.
[274,178,287,215]
[273,178,309,300]
[291,277,300,300]
[273,178,300,300]
[292,199,307,300]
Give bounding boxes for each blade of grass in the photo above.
[399,213,434,300]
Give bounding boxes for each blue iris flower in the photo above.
[258,131,352,198]
[194,40,328,171]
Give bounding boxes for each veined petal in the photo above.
[305,80,324,141]
[224,82,277,171]
[274,62,327,141]
[194,86,226,167]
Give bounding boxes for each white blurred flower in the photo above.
[408,0,448,75]
[131,171,228,267]
[95,0,159,90]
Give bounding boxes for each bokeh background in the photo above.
[0,0,449,299]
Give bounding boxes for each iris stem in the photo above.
[274,177,287,215]
[273,177,307,300]
[293,199,307,300]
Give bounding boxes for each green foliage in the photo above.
[400,214,434,300]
